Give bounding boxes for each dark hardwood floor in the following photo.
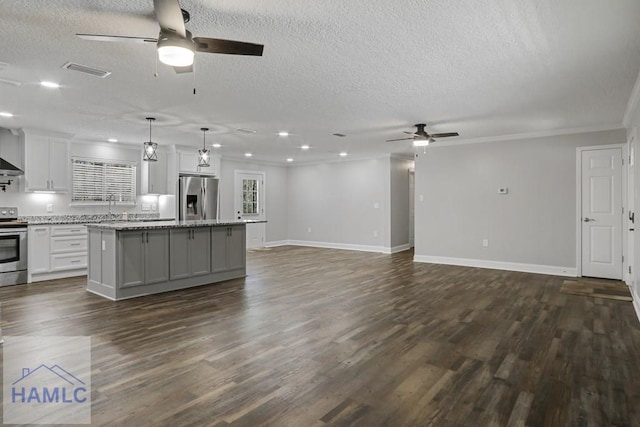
[1,246,639,426]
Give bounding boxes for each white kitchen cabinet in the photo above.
[141,145,167,194]
[28,226,50,276]
[24,135,69,192]
[178,151,220,176]
[28,224,87,282]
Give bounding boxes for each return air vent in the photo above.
[62,62,111,78]
[0,78,22,87]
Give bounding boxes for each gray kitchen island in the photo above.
[86,220,248,300]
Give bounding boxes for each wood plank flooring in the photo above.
[0,246,639,426]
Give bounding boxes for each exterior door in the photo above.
[235,171,266,249]
[581,148,623,279]
[628,133,636,287]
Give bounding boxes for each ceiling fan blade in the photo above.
[403,131,418,136]
[193,37,264,56]
[153,0,186,37]
[173,64,193,73]
[430,132,459,138]
[76,34,157,43]
[385,137,414,142]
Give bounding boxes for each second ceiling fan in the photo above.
[76,0,264,73]
[386,123,459,146]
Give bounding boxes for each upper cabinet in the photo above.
[178,151,220,176]
[24,133,69,192]
[140,145,167,195]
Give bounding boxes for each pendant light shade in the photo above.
[143,117,158,162]
[198,127,210,167]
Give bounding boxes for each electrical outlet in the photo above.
[151,203,157,211]
[419,195,424,202]
[374,202,380,209]
[142,203,150,211]
[46,203,53,213]
[498,187,508,194]
[307,227,312,233]
[373,230,378,237]
[482,239,489,247]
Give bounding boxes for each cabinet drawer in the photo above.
[51,236,88,254]
[51,225,87,236]
[51,253,87,271]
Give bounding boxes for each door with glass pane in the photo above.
[234,171,266,249]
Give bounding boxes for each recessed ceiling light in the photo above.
[278,131,289,137]
[0,112,14,118]
[286,158,294,162]
[40,81,60,88]
[339,152,348,157]
[212,143,221,148]
[245,152,252,157]
[300,145,310,150]
[107,138,118,143]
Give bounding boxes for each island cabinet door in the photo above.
[144,229,169,284]
[227,226,246,271]
[190,228,211,277]
[118,231,145,288]
[169,229,191,280]
[211,227,229,273]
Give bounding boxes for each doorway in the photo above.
[234,170,266,249]
[578,146,624,280]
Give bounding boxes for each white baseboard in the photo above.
[288,240,385,253]
[386,244,412,254]
[413,255,577,277]
[264,240,290,248]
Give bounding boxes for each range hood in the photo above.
[0,157,24,176]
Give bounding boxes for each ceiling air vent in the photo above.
[62,62,111,78]
[332,133,347,137]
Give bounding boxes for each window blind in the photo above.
[72,158,136,203]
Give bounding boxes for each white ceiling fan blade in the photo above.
[154,0,186,37]
[76,34,157,43]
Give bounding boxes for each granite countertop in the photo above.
[24,214,173,225]
[87,219,266,230]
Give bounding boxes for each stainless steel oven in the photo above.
[0,207,28,286]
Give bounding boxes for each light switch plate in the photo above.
[46,203,53,213]
[498,187,508,194]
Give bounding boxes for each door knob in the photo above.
[584,218,595,222]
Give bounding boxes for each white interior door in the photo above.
[235,171,266,249]
[409,170,415,247]
[581,148,623,279]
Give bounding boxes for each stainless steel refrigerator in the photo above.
[178,175,219,220]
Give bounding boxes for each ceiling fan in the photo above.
[76,0,264,74]
[386,123,459,146]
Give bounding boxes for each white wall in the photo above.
[287,157,390,251]
[626,92,640,314]
[218,158,288,243]
[414,129,626,274]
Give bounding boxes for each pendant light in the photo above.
[143,117,158,162]
[198,127,210,167]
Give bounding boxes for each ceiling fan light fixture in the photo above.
[413,138,432,147]
[198,127,211,167]
[157,35,195,67]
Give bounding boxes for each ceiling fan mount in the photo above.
[386,123,459,146]
[76,0,264,73]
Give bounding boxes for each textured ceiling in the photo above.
[1,0,639,163]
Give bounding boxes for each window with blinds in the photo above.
[71,158,136,203]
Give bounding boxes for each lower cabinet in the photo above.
[211,225,246,273]
[169,228,211,280]
[28,224,88,282]
[118,229,169,288]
